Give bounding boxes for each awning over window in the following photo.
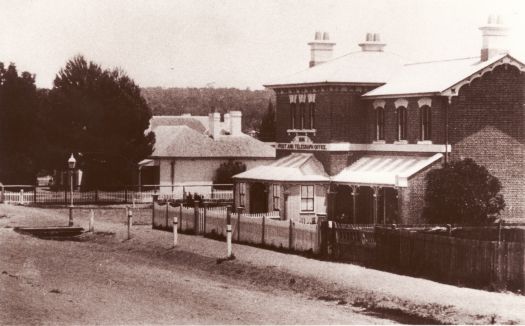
[332,153,443,187]
[233,153,329,183]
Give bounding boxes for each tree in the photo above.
[43,56,155,188]
[258,100,275,142]
[0,62,41,184]
[214,161,246,188]
[423,158,505,225]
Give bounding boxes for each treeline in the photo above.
[0,57,154,186]
[141,87,274,131]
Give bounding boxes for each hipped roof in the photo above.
[151,125,275,159]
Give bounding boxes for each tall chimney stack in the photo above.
[358,33,386,52]
[208,112,221,139]
[308,31,336,67]
[229,111,242,136]
[479,14,509,61]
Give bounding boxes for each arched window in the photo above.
[299,102,305,129]
[309,102,315,129]
[420,105,431,141]
[290,103,296,129]
[375,107,385,140]
[397,106,407,140]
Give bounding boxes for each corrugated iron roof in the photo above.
[332,154,443,187]
[233,153,329,182]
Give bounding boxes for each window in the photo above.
[375,107,385,140]
[239,183,246,207]
[420,105,431,141]
[300,185,314,212]
[272,184,280,211]
[309,102,315,129]
[290,103,296,129]
[397,107,407,140]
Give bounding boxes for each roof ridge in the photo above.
[405,56,480,66]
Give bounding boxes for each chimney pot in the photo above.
[322,32,329,40]
[359,32,386,52]
[315,31,322,40]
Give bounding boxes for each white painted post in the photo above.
[20,189,24,204]
[127,207,133,240]
[226,206,232,258]
[173,215,178,247]
[89,209,95,232]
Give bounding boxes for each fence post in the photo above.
[237,207,243,241]
[226,205,233,258]
[289,218,294,251]
[498,220,502,243]
[152,194,158,227]
[127,207,133,240]
[33,186,37,204]
[95,189,99,204]
[262,214,266,246]
[125,188,128,204]
[179,202,183,231]
[194,200,200,234]
[20,189,24,204]
[64,186,67,205]
[165,201,169,229]
[173,215,178,247]
[203,202,207,235]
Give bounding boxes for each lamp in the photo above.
[68,153,76,226]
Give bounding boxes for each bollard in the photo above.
[173,215,178,247]
[226,206,232,258]
[68,206,73,227]
[89,209,95,232]
[127,207,133,240]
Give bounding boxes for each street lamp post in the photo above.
[68,153,76,226]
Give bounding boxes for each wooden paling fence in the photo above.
[151,201,320,254]
[328,223,525,292]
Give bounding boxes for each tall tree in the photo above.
[423,158,505,225]
[43,56,155,188]
[0,63,40,184]
[258,100,275,142]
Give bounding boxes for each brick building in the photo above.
[234,16,525,223]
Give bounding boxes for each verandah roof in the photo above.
[233,153,330,183]
[332,154,443,187]
[234,152,443,187]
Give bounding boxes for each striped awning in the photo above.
[332,154,443,187]
[233,153,329,183]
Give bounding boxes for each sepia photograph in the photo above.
[1,0,525,324]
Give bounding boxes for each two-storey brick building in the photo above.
[234,16,525,223]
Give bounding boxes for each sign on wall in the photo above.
[276,143,328,151]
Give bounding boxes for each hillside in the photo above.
[141,87,274,131]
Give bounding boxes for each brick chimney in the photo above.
[479,14,509,62]
[308,31,336,67]
[229,111,242,136]
[208,112,221,139]
[358,33,386,52]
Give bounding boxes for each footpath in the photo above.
[2,204,525,324]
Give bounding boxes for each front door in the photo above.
[249,182,267,214]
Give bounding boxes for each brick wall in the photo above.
[365,96,446,144]
[449,65,525,219]
[275,89,366,144]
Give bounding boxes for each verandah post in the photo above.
[289,218,294,250]
[262,214,266,246]
[203,201,207,235]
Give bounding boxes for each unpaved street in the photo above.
[0,205,393,325]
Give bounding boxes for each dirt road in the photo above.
[0,205,394,325]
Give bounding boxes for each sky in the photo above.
[1,0,524,90]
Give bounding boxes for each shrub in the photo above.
[423,158,505,225]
